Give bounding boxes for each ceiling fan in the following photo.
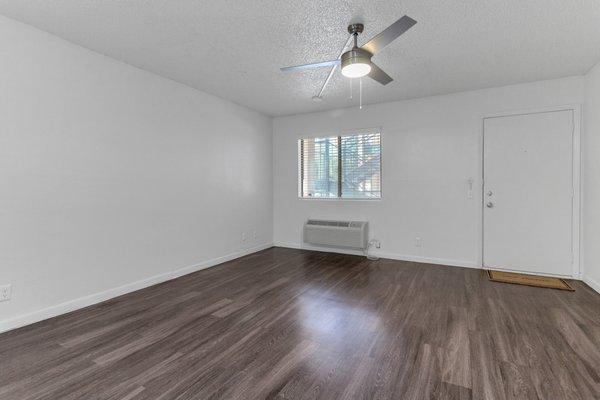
[280,15,417,98]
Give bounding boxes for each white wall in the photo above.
[583,61,600,293]
[274,77,583,269]
[0,15,273,332]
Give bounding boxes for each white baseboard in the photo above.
[171,243,272,278]
[273,241,481,269]
[276,241,365,256]
[0,243,273,334]
[375,251,481,269]
[583,275,600,294]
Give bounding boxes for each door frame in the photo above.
[481,105,581,278]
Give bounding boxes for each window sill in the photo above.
[298,197,382,202]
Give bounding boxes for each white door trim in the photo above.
[480,104,581,278]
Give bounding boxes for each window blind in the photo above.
[299,132,381,199]
[299,136,339,198]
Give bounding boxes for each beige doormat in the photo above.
[487,270,574,291]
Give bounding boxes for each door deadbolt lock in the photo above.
[487,191,493,196]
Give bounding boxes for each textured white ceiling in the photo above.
[1,0,599,116]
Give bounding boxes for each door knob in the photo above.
[486,202,494,208]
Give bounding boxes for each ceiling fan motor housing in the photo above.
[340,48,372,71]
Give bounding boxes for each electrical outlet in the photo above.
[0,284,12,302]
[370,239,381,249]
[242,232,247,242]
[415,237,422,248]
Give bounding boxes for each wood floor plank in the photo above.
[441,306,471,389]
[1,247,599,399]
[469,331,506,400]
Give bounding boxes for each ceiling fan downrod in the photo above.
[348,23,364,46]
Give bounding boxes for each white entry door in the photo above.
[483,110,574,276]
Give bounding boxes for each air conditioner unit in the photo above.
[303,220,368,250]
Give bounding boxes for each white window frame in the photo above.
[297,129,382,201]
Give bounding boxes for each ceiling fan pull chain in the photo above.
[359,77,363,109]
[350,78,353,100]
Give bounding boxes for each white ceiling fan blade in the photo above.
[280,59,340,73]
[368,62,393,85]
[361,15,417,55]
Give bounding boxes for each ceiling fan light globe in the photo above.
[341,62,372,78]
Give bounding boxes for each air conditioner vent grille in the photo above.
[307,220,350,227]
[304,220,368,249]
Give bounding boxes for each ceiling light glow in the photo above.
[341,62,371,78]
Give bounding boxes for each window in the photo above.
[299,132,381,199]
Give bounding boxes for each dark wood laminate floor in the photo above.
[1,247,599,400]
